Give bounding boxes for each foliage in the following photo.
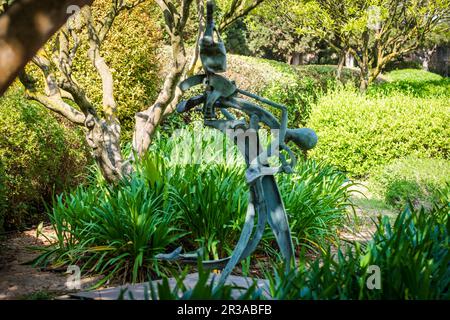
[370,157,450,207]
[171,164,248,259]
[286,0,450,89]
[279,160,356,251]
[121,201,449,300]
[218,55,358,126]
[268,202,450,299]
[222,19,252,56]
[70,0,163,141]
[369,69,450,98]
[32,172,183,285]
[308,85,450,177]
[243,2,319,63]
[383,69,444,83]
[0,88,90,231]
[33,131,353,284]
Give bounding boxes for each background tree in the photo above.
[245,1,320,64]
[418,19,450,71]
[286,0,450,90]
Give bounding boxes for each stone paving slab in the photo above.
[69,273,271,300]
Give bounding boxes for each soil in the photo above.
[0,225,98,300]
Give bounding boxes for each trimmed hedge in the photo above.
[225,57,359,126]
[308,86,450,177]
[368,69,450,99]
[0,88,90,231]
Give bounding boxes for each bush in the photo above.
[368,69,450,98]
[308,86,450,177]
[0,88,90,231]
[383,69,444,82]
[371,157,450,207]
[268,202,450,300]
[223,57,359,126]
[119,201,449,300]
[171,164,248,259]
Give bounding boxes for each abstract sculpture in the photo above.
[157,0,318,287]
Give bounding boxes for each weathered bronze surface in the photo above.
[157,0,318,287]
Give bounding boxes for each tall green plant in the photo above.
[33,177,184,285]
[267,202,450,299]
[171,164,248,259]
[279,160,356,251]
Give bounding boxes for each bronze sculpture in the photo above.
[157,0,318,287]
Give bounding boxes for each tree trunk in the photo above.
[359,74,369,92]
[421,46,437,71]
[84,115,128,183]
[359,31,370,92]
[289,52,302,66]
[132,32,188,157]
[336,50,346,82]
[345,52,354,68]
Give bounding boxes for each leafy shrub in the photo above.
[224,57,359,126]
[261,77,318,126]
[171,164,248,259]
[118,201,449,300]
[384,60,422,71]
[369,69,450,98]
[268,202,450,300]
[383,69,444,82]
[0,88,90,231]
[308,86,450,177]
[371,157,450,207]
[154,128,354,256]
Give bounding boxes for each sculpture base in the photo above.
[65,273,271,300]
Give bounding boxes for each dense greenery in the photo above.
[0,88,90,231]
[1,0,448,301]
[33,175,182,285]
[118,201,450,300]
[308,80,449,177]
[222,55,359,126]
[368,69,450,99]
[32,135,354,285]
[268,202,450,300]
[371,157,450,208]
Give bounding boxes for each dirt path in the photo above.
[0,226,98,300]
